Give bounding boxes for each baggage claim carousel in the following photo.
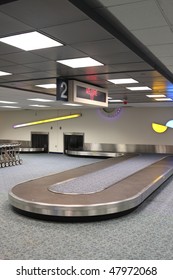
[8,152,173,221]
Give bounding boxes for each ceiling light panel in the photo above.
[0,31,63,51]
[146,94,166,98]
[57,57,103,68]
[155,98,172,101]
[63,103,83,106]
[28,98,54,102]
[126,86,152,91]
[108,99,123,102]
[0,100,17,104]
[108,78,139,84]
[0,71,12,76]
[29,104,50,108]
[0,106,21,108]
[35,84,57,89]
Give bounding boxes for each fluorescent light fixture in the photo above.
[57,57,103,68]
[63,103,83,106]
[146,94,166,98]
[126,86,152,91]
[28,98,54,102]
[1,106,21,108]
[0,31,63,51]
[108,78,138,84]
[13,113,82,128]
[0,71,12,76]
[0,100,17,104]
[35,84,56,89]
[108,97,112,100]
[155,98,172,101]
[108,99,123,102]
[29,104,50,108]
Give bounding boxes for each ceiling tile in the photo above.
[72,38,130,55]
[1,52,49,64]
[0,73,30,82]
[157,0,173,25]
[25,61,58,71]
[107,0,167,31]
[0,64,36,74]
[149,44,173,57]
[0,58,15,67]
[0,0,88,28]
[42,19,113,44]
[98,0,145,6]
[0,11,32,36]
[128,70,163,79]
[21,71,57,79]
[0,42,22,55]
[95,51,143,64]
[111,62,153,72]
[132,26,173,45]
[159,56,173,66]
[32,46,85,60]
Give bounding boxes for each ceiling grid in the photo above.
[0,0,172,110]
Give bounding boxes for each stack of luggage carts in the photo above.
[0,143,23,168]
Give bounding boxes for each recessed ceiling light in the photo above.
[28,98,54,102]
[0,31,63,51]
[35,84,56,89]
[0,71,12,76]
[63,103,83,106]
[146,94,166,98]
[0,106,21,108]
[108,99,123,102]
[0,100,17,104]
[57,57,103,68]
[126,86,152,91]
[29,104,50,108]
[155,98,172,101]
[108,78,138,84]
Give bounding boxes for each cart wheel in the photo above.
[16,160,19,165]
[5,162,9,167]
[12,161,16,166]
[1,162,5,168]
[9,161,13,167]
[19,159,23,165]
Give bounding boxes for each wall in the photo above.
[0,106,173,153]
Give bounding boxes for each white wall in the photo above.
[0,106,173,152]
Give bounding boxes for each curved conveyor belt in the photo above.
[8,155,173,220]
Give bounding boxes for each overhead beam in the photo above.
[69,0,173,84]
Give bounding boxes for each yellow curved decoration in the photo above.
[152,123,168,133]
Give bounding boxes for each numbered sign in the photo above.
[56,79,68,101]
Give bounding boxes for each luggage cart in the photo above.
[8,144,16,166]
[0,143,23,168]
[13,143,23,165]
[0,144,6,168]
[1,144,11,167]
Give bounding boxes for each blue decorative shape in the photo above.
[166,120,173,128]
[167,82,173,99]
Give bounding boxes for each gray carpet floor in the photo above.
[0,153,173,260]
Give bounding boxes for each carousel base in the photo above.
[8,155,173,221]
